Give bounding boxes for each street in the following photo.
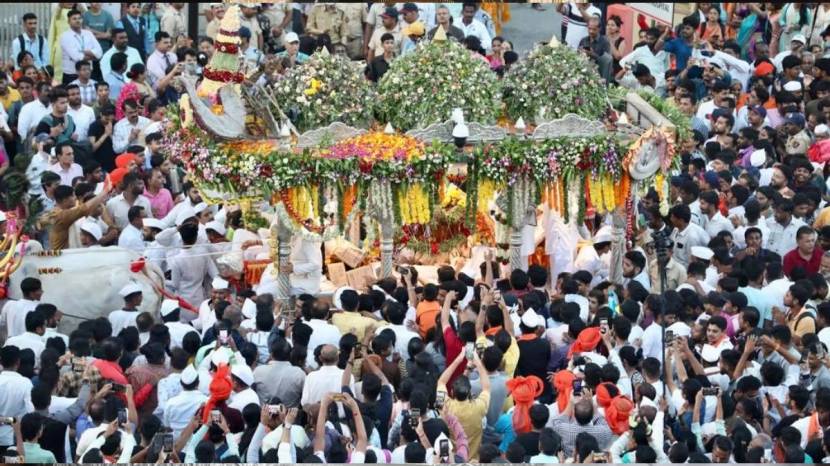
[501,3,564,55]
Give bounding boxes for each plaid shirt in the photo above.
[58,365,102,398]
[550,413,614,457]
[69,79,97,105]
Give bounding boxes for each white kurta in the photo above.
[544,209,581,281]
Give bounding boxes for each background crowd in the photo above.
[2,1,830,465]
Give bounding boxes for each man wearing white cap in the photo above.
[78,221,103,247]
[196,276,231,333]
[118,205,147,253]
[161,364,207,437]
[276,32,310,67]
[573,226,613,288]
[228,363,260,412]
[159,299,198,349]
[143,217,167,271]
[109,282,143,336]
[689,246,720,288]
[515,308,553,403]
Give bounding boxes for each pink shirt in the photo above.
[143,187,174,219]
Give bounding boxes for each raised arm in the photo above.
[344,393,368,453]
[473,351,490,393]
[437,350,466,389]
[440,290,456,331]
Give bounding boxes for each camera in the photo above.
[651,228,674,261]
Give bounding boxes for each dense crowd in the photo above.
[3,1,830,464]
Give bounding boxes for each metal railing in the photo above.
[0,3,52,62]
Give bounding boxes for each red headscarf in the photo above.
[201,363,233,424]
[605,395,635,435]
[506,376,544,434]
[115,153,138,169]
[553,370,576,413]
[568,327,601,358]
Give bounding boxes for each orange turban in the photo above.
[115,153,137,169]
[108,167,128,187]
[568,327,601,358]
[754,61,775,77]
[605,395,635,435]
[595,382,616,409]
[553,370,576,413]
[201,363,233,424]
[506,376,544,434]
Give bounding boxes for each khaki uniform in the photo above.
[649,257,688,291]
[261,3,291,48]
[306,5,348,45]
[160,7,187,39]
[338,3,368,60]
[368,24,402,59]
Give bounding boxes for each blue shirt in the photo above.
[11,33,49,69]
[104,71,126,101]
[664,38,693,71]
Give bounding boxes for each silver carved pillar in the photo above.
[609,207,627,285]
[380,222,394,278]
[273,221,293,306]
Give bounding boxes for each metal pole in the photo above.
[276,225,293,306]
[187,2,199,42]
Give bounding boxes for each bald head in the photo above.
[320,344,338,365]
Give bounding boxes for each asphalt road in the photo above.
[501,3,564,56]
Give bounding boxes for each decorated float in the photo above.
[156,6,684,303]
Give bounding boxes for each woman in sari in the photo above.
[736,3,775,61]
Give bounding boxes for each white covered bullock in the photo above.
[8,247,164,334]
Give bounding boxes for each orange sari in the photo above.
[481,2,511,35]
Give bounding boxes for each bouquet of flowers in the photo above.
[375,40,501,131]
[503,44,607,123]
[271,52,374,133]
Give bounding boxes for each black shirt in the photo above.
[515,431,541,458]
[88,120,116,171]
[366,56,392,83]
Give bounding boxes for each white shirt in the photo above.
[632,269,651,291]
[0,371,34,446]
[106,193,152,230]
[458,18,491,50]
[301,365,355,407]
[108,309,139,336]
[228,387,261,412]
[619,45,668,81]
[165,321,198,349]
[766,216,806,257]
[163,389,208,437]
[99,45,144,78]
[145,49,178,86]
[118,224,146,252]
[574,245,608,287]
[563,2,602,49]
[169,246,218,310]
[416,3,437,29]
[1,298,39,339]
[4,332,46,363]
[67,104,96,141]
[381,323,420,358]
[59,28,102,75]
[43,327,69,347]
[564,294,590,323]
[733,222,770,249]
[112,115,151,153]
[196,299,216,334]
[641,322,664,362]
[153,372,183,417]
[48,162,83,187]
[304,319,342,369]
[671,222,710,267]
[16,99,50,141]
[703,211,734,238]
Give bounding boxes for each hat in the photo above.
[180,364,198,385]
[380,6,399,18]
[816,124,830,137]
[210,348,231,366]
[401,3,418,12]
[724,291,747,309]
[783,80,803,92]
[285,31,299,43]
[160,299,179,317]
[553,370,576,413]
[80,221,102,241]
[108,167,128,187]
[750,148,766,168]
[119,282,143,298]
[704,291,726,308]
[241,298,256,320]
[785,112,806,128]
[231,363,254,386]
[143,218,164,231]
[212,277,230,290]
[205,220,226,236]
[792,33,807,44]
[333,286,356,311]
[520,308,542,328]
[568,327,602,358]
[238,26,251,39]
[175,206,197,227]
[115,153,137,169]
[194,202,210,213]
[594,226,613,244]
[403,21,426,37]
[606,396,635,435]
[34,133,51,144]
[701,343,723,363]
[748,105,767,118]
[691,246,714,261]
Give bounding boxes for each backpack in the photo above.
[18,34,44,62]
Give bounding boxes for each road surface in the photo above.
[501,3,564,56]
